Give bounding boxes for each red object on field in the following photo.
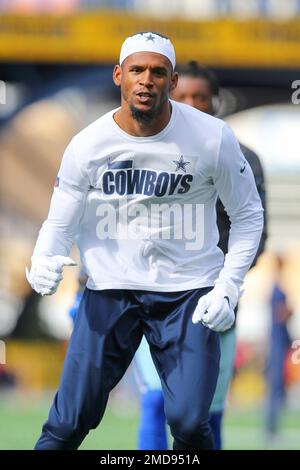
[284,348,300,386]
[234,342,253,370]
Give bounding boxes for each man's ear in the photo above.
[170,71,178,93]
[113,64,122,87]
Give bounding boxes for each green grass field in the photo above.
[0,393,299,450]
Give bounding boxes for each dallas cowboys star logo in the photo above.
[172,155,190,172]
[145,33,155,42]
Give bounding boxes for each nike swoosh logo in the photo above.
[240,162,246,173]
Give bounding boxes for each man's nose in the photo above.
[184,97,196,107]
[139,70,154,87]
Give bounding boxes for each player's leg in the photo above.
[209,325,236,449]
[265,323,290,437]
[35,288,143,450]
[143,287,220,450]
[134,337,167,450]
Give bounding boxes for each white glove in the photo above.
[25,255,76,296]
[192,283,238,332]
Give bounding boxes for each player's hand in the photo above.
[25,255,76,296]
[192,284,237,332]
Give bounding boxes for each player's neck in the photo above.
[114,101,172,137]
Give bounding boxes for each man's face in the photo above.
[171,75,214,115]
[113,52,178,122]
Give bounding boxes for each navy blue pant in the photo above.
[35,287,220,450]
[265,323,290,435]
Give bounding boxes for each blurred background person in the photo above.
[68,269,88,325]
[265,254,293,443]
[135,61,267,450]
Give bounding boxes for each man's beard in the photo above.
[130,104,158,124]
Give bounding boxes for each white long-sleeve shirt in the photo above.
[33,100,263,293]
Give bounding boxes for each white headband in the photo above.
[119,32,176,69]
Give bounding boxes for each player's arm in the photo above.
[213,125,264,295]
[26,140,90,295]
[240,144,267,265]
[192,125,263,331]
